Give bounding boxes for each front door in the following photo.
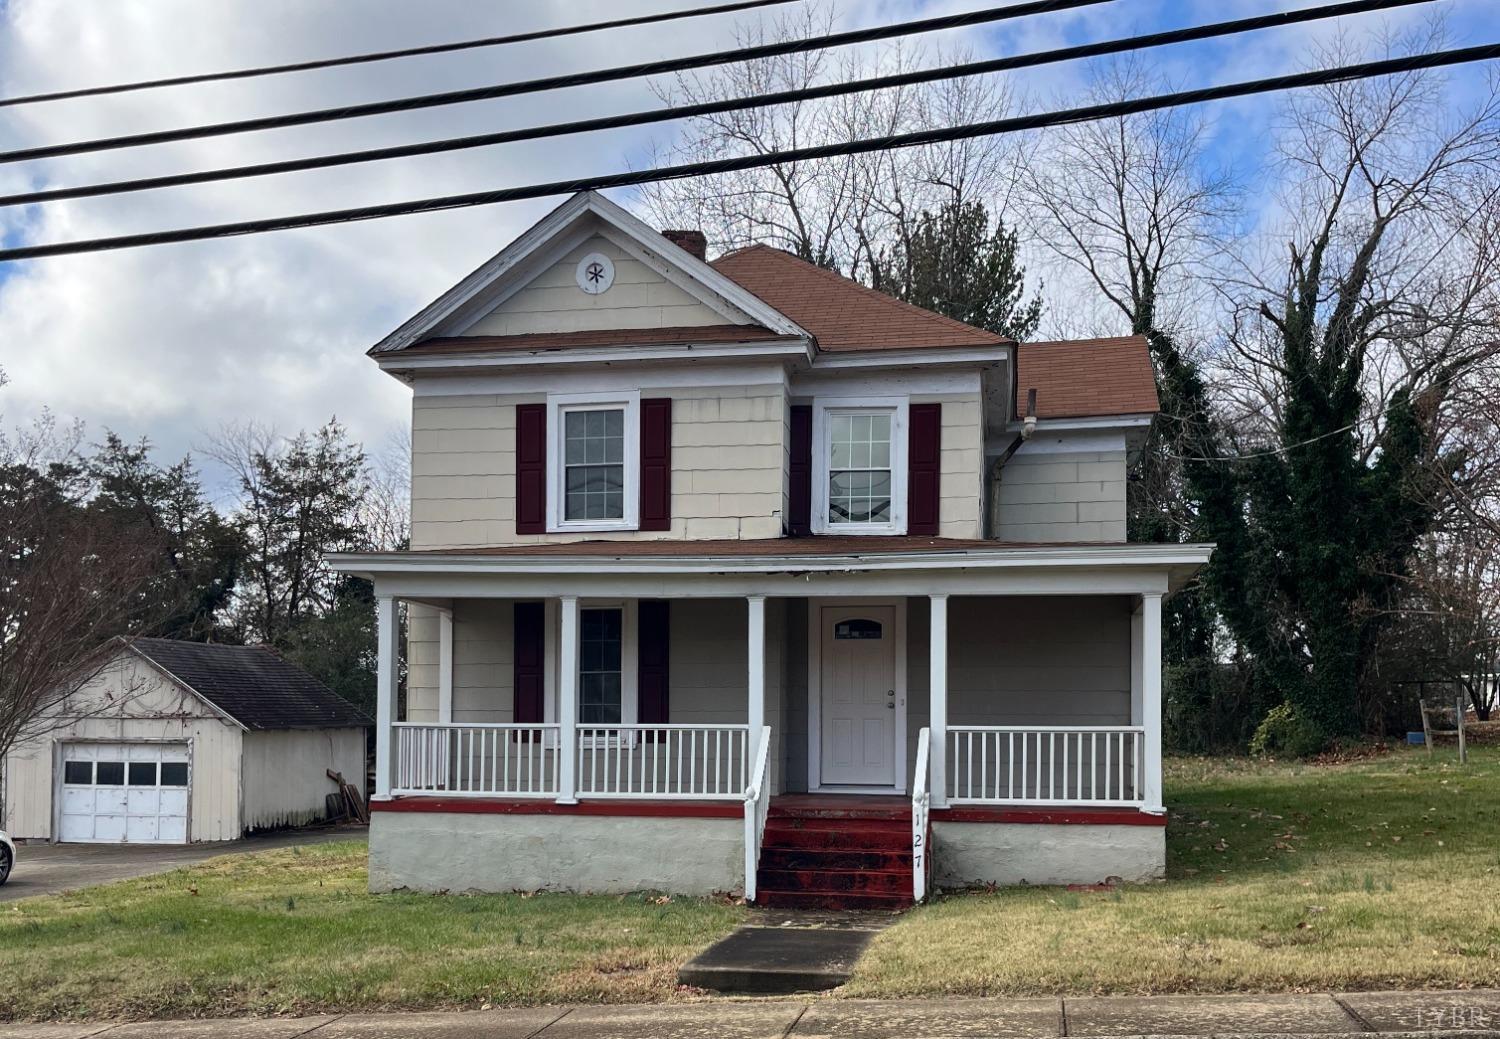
[820,605,898,787]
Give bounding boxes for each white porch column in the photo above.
[557,595,580,805]
[437,607,454,725]
[929,594,949,808]
[747,595,766,765]
[1141,591,1165,814]
[374,593,398,801]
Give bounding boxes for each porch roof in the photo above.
[329,538,1212,596]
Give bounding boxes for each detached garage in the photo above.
[1,639,370,844]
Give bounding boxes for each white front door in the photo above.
[820,605,898,786]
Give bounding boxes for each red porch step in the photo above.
[754,797,915,911]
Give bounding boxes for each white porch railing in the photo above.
[574,724,751,800]
[743,726,773,903]
[912,727,932,902]
[392,722,560,797]
[947,726,1145,806]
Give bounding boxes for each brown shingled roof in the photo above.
[712,244,1007,352]
[1015,336,1160,420]
[408,324,795,354]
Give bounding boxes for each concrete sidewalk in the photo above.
[4,990,1499,1039]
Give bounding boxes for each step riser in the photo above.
[757,890,912,911]
[762,827,910,851]
[758,868,911,896]
[759,849,912,872]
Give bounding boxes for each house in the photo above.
[1,639,370,844]
[329,191,1211,907]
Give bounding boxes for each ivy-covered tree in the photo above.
[871,201,1043,341]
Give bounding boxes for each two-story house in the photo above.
[330,191,1211,908]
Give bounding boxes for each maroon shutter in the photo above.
[638,600,670,730]
[639,398,672,531]
[907,403,942,536]
[788,404,813,536]
[515,402,547,535]
[513,601,545,727]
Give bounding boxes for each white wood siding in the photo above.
[464,236,726,336]
[0,656,243,842]
[996,433,1130,542]
[241,728,367,830]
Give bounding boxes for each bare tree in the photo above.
[638,1,1020,276]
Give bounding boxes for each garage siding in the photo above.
[241,728,367,831]
[0,656,243,842]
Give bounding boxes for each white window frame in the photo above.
[546,390,641,533]
[811,396,909,536]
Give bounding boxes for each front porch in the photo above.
[334,541,1207,898]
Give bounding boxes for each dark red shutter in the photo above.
[788,404,813,536]
[639,398,672,531]
[513,601,545,726]
[638,600,670,730]
[907,403,942,536]
[515,402,547,535]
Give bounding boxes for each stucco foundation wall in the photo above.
[369,811,744,895]
[933,821,1165,887]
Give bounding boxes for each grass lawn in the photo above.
[0,840,744,1021]
[847,744,1500,997]
[5,746,1498,1020]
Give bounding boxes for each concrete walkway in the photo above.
[3,990,1498,1038]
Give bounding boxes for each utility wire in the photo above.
[1167,424,1358,463]
[0,0,803,109]
[0,0,1105,166]
[0,0,1437,209]
[4,42,1496,262]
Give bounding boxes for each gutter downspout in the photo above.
[988,387,1037,539]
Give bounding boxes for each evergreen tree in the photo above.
[871,201,1043,341]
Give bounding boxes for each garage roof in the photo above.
[128,639,371,731]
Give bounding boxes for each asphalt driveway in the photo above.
[0,826,364,902]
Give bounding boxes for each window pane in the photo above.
[63,760,92,785]
[96,761,125,785]
[579,609,623,725]
[826,409,894,526]
[128,762,157,786]
[160,762,189,787]
[562,408,627,521]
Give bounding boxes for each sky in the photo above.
[0,0,1492,496]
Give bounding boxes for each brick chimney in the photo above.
[662,229,708,261]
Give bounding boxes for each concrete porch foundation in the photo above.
[932,819,1166,888]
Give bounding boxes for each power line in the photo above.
[1167,424,1358,463]
[0,0,1105,166]
[4,41,1496,262]
[0,0,803,109]
[0,0,1438,209]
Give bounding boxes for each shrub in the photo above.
[1249,702,1327,758]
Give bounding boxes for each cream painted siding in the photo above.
[933,394,983,540]
[995,444,1129,543]
[0,657,243,842]
[464,236,726,336]
[241,728,366,831]
[410,385,786,550]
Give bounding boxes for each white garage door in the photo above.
[59,743,190,843]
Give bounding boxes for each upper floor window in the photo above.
[812,398,908,535]
[547,391,639,532]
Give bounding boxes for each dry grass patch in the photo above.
[847,746,1500,997]
[0,840,744,1021]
